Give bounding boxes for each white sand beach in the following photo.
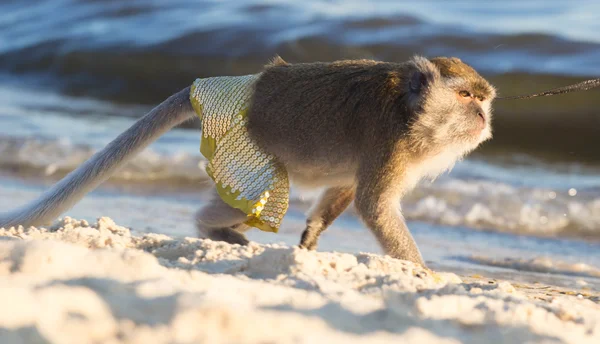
[0,217,598,343]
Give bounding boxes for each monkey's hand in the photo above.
[359,205,426,267]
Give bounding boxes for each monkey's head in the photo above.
[404,56,496,156]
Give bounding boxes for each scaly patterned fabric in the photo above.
[189,74,289,233]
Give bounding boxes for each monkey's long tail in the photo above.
[0,86,196,229]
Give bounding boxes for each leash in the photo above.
[496,78,600,100]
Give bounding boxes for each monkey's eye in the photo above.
[476,95,485,101]
[459,90,471,98]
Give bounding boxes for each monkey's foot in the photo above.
[205,227,250,246]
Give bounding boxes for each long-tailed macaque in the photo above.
[0,56,496,266]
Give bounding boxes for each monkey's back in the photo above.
[246,60,411,172]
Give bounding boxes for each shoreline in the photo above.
[1,217,598,343]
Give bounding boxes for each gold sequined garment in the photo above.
[189,75,289,233]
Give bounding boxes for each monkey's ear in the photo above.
[409,71,428,94]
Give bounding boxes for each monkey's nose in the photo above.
[477,112,485,124]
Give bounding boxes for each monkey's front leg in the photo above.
[354,153,425,266]
[299,186,355,250]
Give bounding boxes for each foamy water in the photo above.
[2,109,600,240]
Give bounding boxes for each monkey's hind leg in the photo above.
[195,189,251,245]
[299,186,355,250]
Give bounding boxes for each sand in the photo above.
[0,217,598,344]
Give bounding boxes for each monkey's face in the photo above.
[407,57,496,155]
[448,80,494,143]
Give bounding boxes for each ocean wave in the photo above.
[403,179,600,239]
[1,135,599,239]
[0,136,209,184]
[464,255,600,279]
[1,0,599,104]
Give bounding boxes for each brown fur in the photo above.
[246,59,418,179]
[195,56,497,266]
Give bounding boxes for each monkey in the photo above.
[0,55,496,267]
